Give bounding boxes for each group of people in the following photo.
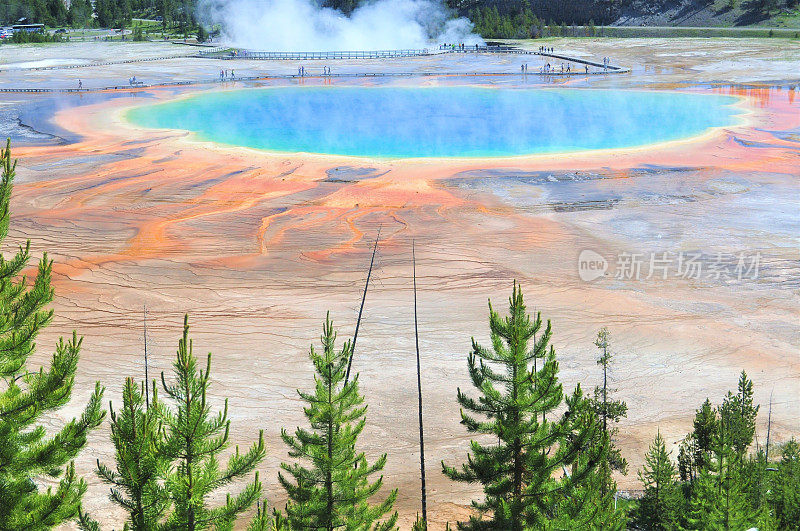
[219,69,235,80]
[443,43,475,51]
[540,62,570,73]
[297,66,332,77]
[602,56,612,70]
[128,75,141,86]
[538,62,590,74]
[539,46,554,53]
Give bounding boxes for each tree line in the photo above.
[1,0,198,32]
[1,138,799,529]
[454,0,799,40]
[4,0,797,41]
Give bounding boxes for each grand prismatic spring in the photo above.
[128,87,741,157]
[1,37,799,527]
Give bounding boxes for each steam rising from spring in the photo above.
[198,0,483,51]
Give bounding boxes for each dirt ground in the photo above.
[1,38,799,529]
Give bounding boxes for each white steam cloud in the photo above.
[198,0,483,51]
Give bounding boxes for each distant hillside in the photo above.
[613,0,800,27]
[451,0,800,34]
[453,0,799,39]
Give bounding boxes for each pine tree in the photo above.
[684,441,753,530]
[588,328,628,486]
[685,390,757,531]
[0,139,105,528]
[678,398,718,482]
[743,450,777,529]
[772,439,800,528]
[119,0,133,33]
[68,0,92,27]
[94,0,112,28]
[158,0,174,30]
[681,373,763,529]
[279,313,398,530]
[159,315,267,530]
[442,284,602,529]
[720,371,759,459]
[634,431,682,530]
[79,378,168,530]
[552,328,629,528]
[548,409,625,529]
[678,433,696,482]
[693,399,718,472]
[714,450,753,530]
[684,465,717,530]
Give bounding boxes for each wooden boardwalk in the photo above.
[218,49,432,60]
[439,44,627,72]
[197,44,628,72]
[0,44,628,93]
[0,67,629,93]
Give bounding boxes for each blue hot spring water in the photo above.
[127,87,741,158]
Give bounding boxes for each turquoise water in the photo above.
[128,87,741,158]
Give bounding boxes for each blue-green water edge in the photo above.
[127,87,741,158]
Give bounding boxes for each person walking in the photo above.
[78,79,82,89]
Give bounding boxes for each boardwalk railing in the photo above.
[1,65,631,93]
[439,44,628,72]
[222,49,431,60]
[195,46,230,56]
[5,53,195,72]
[440,44,518,53]
[190,45,626,71]
[0,66,630,93]
[538,51,627,72]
